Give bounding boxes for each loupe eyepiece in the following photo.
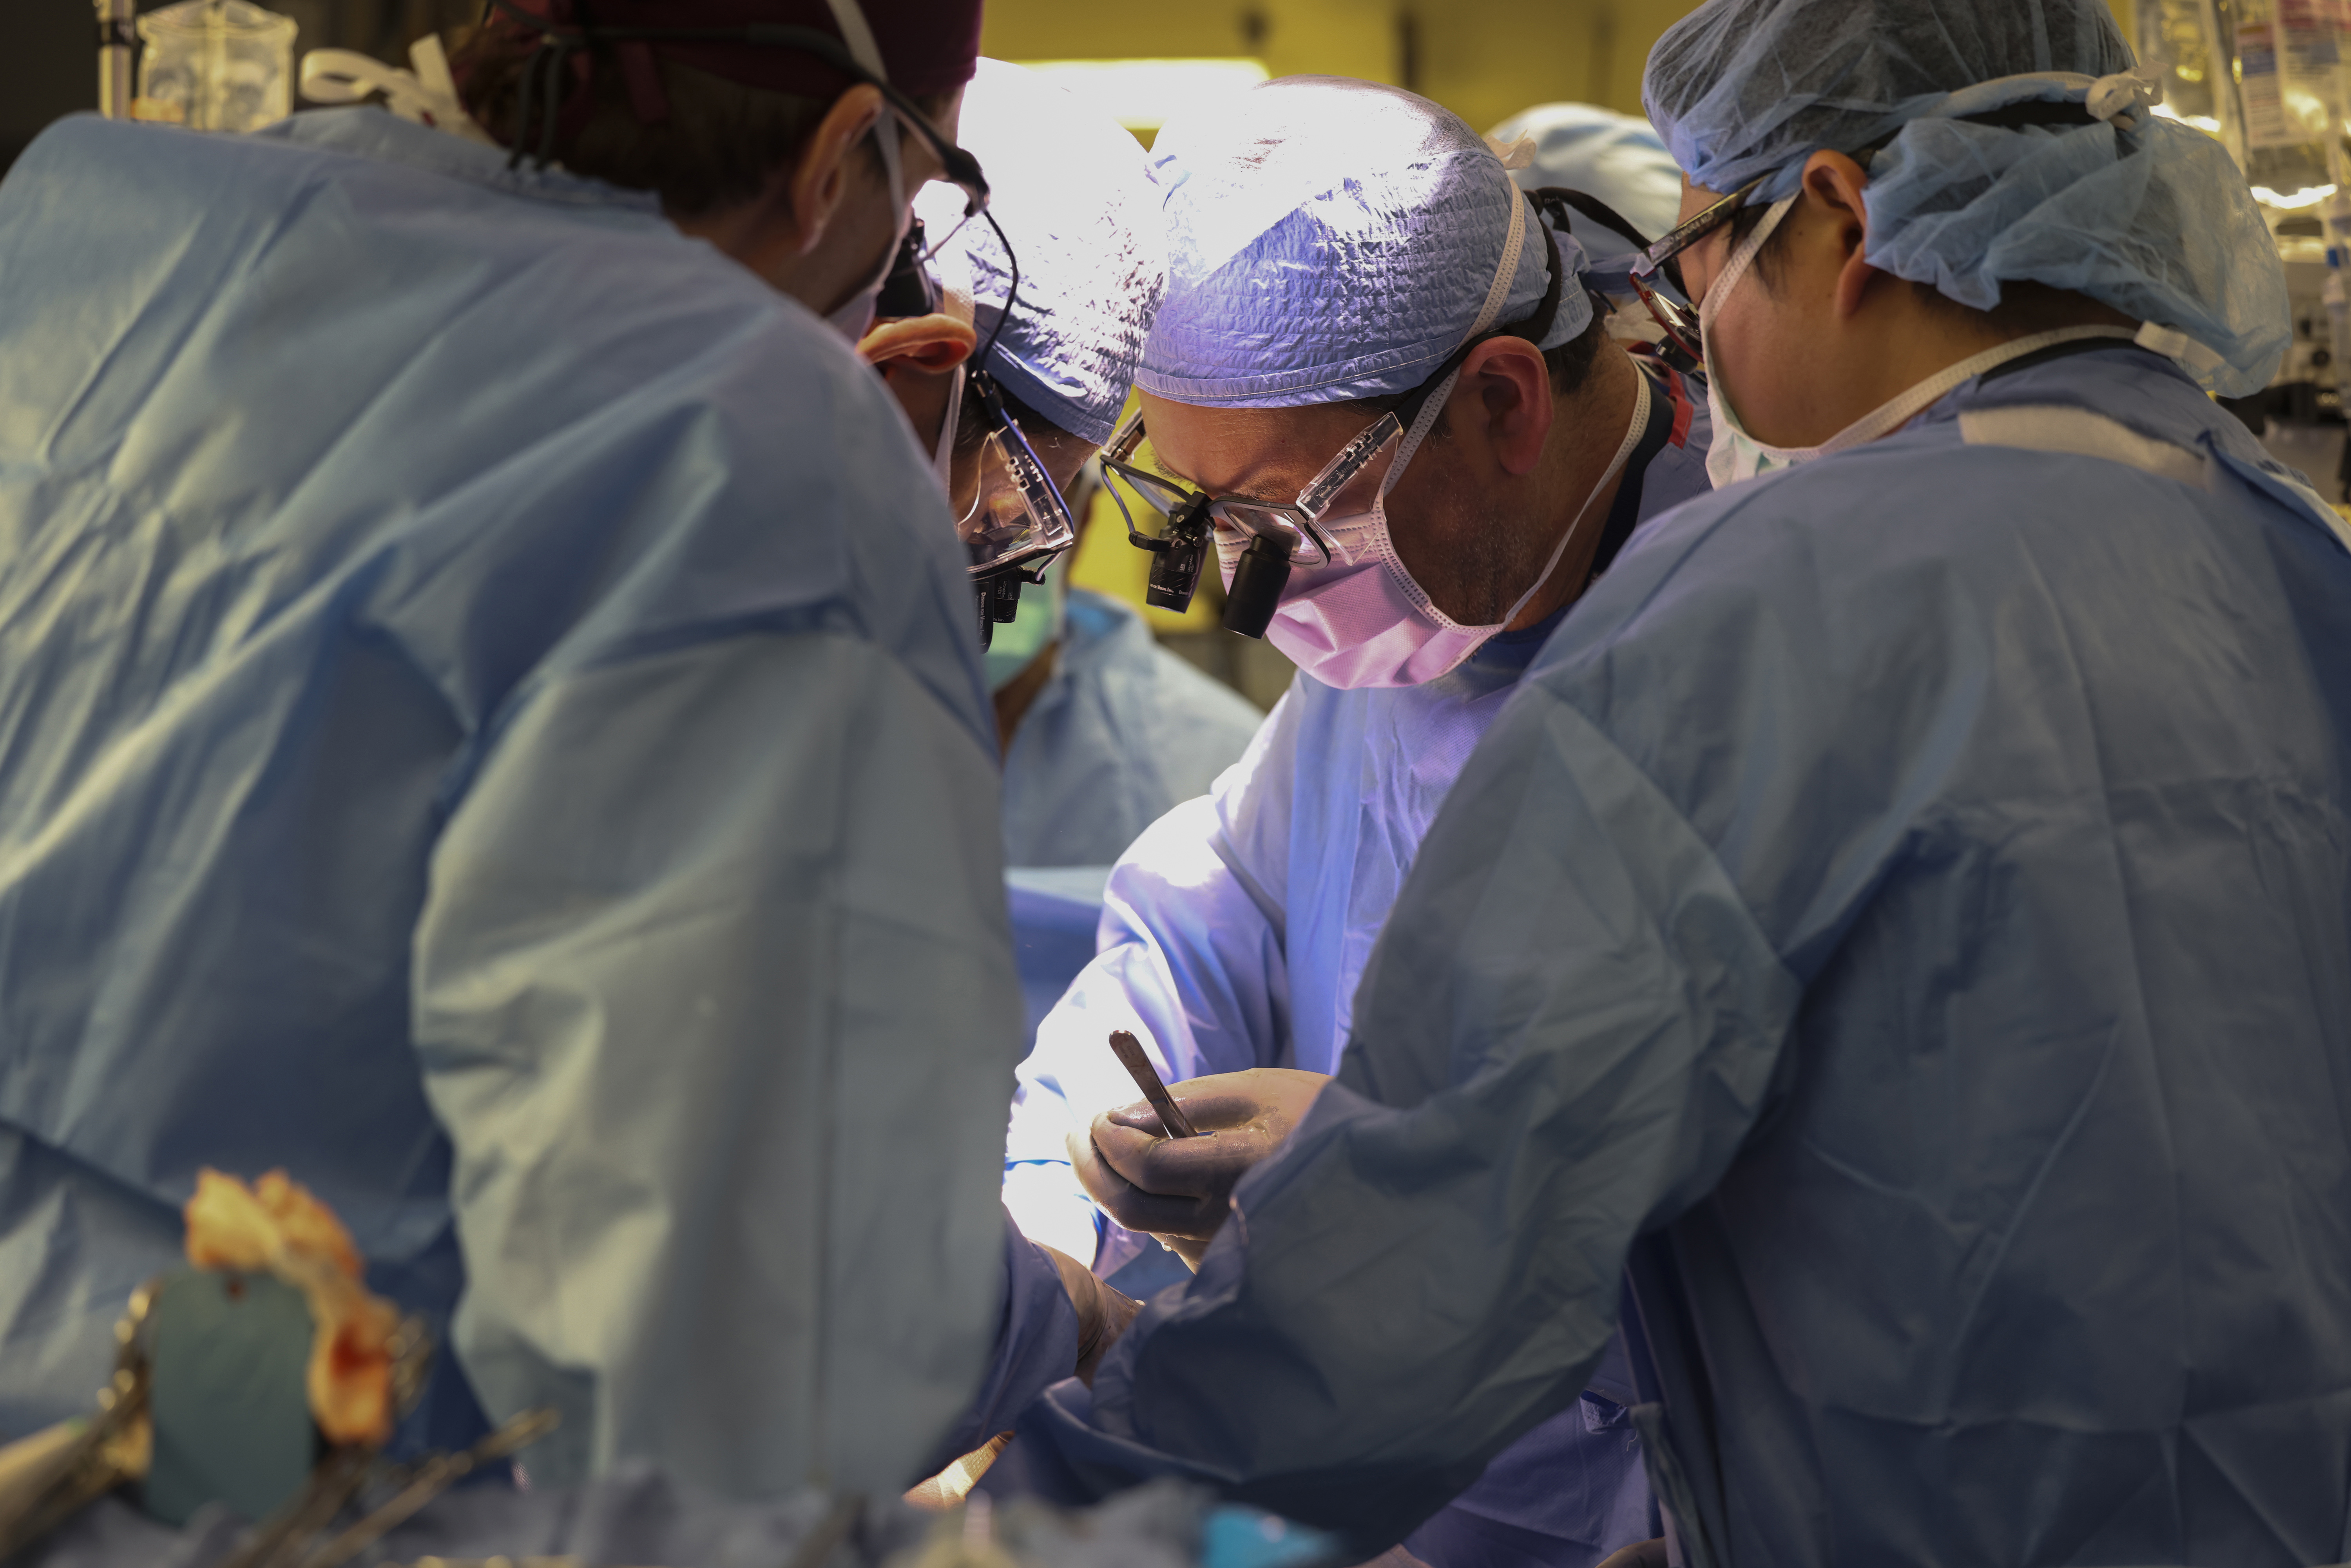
[875,220,936,320]
[1222,534,1291,639]
[975,570,1024,650]
[1144,495,1214,613]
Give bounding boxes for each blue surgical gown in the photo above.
[1038,345,2351,1565]
[1002,588,1265,870]
[1004,362,1710,1566]
[0,109,1072,1493]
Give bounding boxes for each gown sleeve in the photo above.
[412,627,1036,1501]
[1060,683,1803,1554]
[1000,689,1304,1270]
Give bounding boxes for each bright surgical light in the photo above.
[1011,58,1271,134]
[2252,182,2339,209]
[2150,101,2223,134]
[2286,86,2335,132]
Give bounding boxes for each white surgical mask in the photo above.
[1700,197,1810,487]
[815,0,909,343]
[824,118,908,342]
[1701,194,2142,487]
[927,255,976,489]
[1250,180,1646,689]
[930,364,966,489]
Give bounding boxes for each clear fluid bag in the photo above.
[136,0,297,134]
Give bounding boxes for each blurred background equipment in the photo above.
[133,0,298,132]
[1,0,2155,271]
[95,0,136,118]
[2135,0,2351,494]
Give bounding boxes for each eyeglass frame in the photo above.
[1099,409,1377,576]
[1101,199,1566,613]
[1100,208,1568,592]
[1618,173,1770,366]
[1101,398,1443,616]
[961,367,1080,581]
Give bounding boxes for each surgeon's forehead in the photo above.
[1140,393,1366,496]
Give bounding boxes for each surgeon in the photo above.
[0,0,1125,1506]
[1025,2,2351,1564]
[1488,102,1685,270]
[860,59,1264,871]
[998,78,1711,1568]
[1488,102,1687,368]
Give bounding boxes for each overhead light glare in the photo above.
[2253,182,2338,209]
[1010,58,1272,132]
[2150,102,2223,134]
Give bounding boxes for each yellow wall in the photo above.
[982,0,2141,134]
[980,0,1697,129]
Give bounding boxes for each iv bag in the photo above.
[137,0,297,134]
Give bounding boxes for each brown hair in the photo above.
[450,24,947,218]
[1345,309,1609,426]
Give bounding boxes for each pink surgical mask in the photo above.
[1237,366,1651,689]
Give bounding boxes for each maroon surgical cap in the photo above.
[491,0,985,102]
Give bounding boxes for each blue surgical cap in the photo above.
[913,59,1164,444]
[1139,76,1591,408]
[1489,102,1685,252]
[1643,0,2287,395]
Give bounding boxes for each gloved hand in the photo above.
[1066,1068,1331,1269]
[1036,1243,1141,1385]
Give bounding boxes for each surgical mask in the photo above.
[1234,180,1642,690]
[1700,197,1807,487]
[1701,195,2143,487]
[1253,355,1651,690]
[823,115,909,342]
[984,561,1062,690]
[930,364,966,489]
[926,254,974,489]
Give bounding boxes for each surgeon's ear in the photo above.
[772,83,888,257]
[858,312,978,371]
[1462,336,1555,478]
[1802,150,1882,322]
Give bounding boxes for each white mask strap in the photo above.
[929,247,976,483]
[1494,364,1651,630]
[1698,194,1794,338]
[816,0,906,303]
[932,366,966,486]
[1696,194,1796,451]
[818,0,889,77]
[1386,171,1532,498]
[1818,322,2142,456]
